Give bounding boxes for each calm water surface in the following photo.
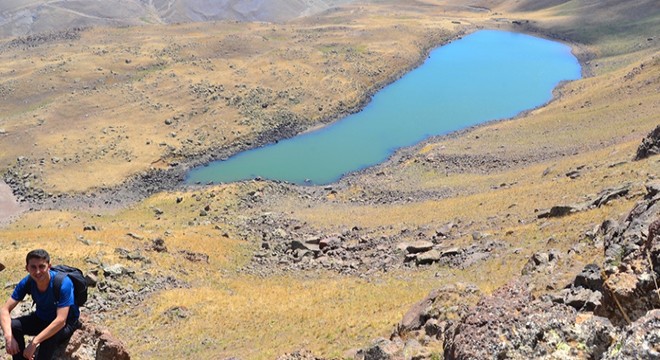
[186,30,581,185]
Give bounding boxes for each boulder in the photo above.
[573,263,604,291]
[359,338,404,360]
[405,241,434,254]
[399,289,440,331]
[555,287,603,311]
[319,236,341,250]
[591,184,631,208]
[537,204,586,218]
[291,240,320,253]
[521,250,559,275]
[597,184,660,324]
[603,309,660,359]
[53,315,130,360]
[436,222,457,237]
[416,249,441,265]
[443,280,614,360]
[102,264,133,277]
[634,124,660,160]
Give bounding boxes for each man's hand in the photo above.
[23,341,38,359]
[4,335,19,355]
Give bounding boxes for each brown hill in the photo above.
[0,0,357,38]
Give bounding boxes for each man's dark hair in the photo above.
[26,249,50,265]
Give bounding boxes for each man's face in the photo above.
[26,258,50,283]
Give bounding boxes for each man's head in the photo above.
[25,249,51,283]
[26,249,50,265]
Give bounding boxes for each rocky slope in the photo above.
[346,132,660,359]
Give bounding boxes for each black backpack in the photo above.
[27,265,88,306]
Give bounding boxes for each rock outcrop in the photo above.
[444,280,614,360]
[53,315,130,360]
[597,181,660,324]
[634,125,660,160]
[350,180,660,359]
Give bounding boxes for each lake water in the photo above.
[186,30,581,185]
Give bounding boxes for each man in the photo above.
[1,249,79,360]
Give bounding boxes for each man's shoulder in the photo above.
[10,275,32,301]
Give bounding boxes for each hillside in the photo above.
[0,0,356,38]
[0,0,658,359]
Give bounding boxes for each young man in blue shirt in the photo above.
[1,249,80,360]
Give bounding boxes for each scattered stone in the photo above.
[319,236,341,250]
[102,264,133,277]
[163,306,192,322]
[276,349,324,360]
[126,232,143,240]
[436,222,457,237]
[151,238,168,252]
[566,169,581,179]
[179,250,209,263]
[521,250,560,275]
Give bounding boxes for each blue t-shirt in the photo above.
[11,270,80,325]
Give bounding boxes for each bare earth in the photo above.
[0,181,24,224]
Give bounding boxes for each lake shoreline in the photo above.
[1,23,593,220]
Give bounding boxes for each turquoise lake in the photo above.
[186,30,581,185]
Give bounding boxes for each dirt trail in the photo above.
[0,181,24,225]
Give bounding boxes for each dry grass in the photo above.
[110,273,438,359]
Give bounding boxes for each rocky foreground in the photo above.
[274,128,660,359]
[276,182,659,359]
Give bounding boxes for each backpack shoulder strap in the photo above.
[25,276,33,295]
[53,271,67,303]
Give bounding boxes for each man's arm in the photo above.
[1,297,20,356]
[22,306,70,359]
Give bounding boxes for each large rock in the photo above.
[537,204,586,218]
[521,250,560,275]
[597,184,660,324]
[634,124,660,160]
[443,280,614,360]
[603,309,660,359]
[53,315,130,360]
[356,338,404,360]
[405,240,434,254]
